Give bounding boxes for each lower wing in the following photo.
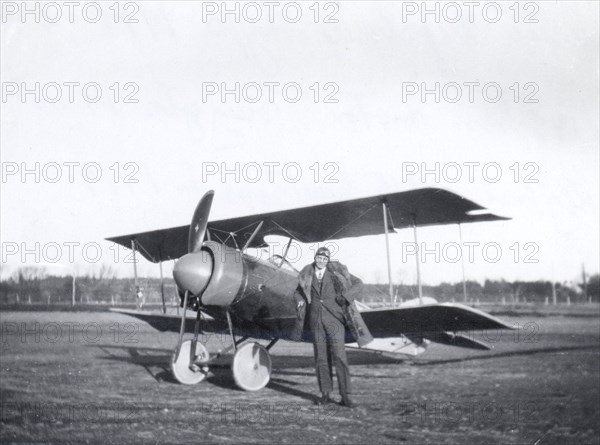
[110,308,229,334]
[112,301,512,353]
[357,302,513,353]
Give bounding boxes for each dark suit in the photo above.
[293,261,374,397]
[308,267,351,396]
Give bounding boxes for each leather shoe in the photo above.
[340,396,355,408]
[316,393,334,405]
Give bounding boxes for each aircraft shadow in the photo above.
[412,344,599,366]
[267,379,316,403]
[90,344,594,392]
[92,344,177,383]
[89,343,410,391]
[89,344,318,400]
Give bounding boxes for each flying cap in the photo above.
[315,247,331,259]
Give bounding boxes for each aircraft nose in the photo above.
[173,251,213,296]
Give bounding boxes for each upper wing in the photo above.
[106,187,509,262]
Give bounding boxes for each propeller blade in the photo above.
[188,190,214,253]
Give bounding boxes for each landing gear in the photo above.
[232,342,272,391]
[170,302,276,390]
[172,291,209,385]
[171,339,209,384]
[170,338,274,390]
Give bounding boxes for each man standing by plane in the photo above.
[293,247,373,408]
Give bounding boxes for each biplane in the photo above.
[107,188,513,391]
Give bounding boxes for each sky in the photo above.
[1,1,598,288]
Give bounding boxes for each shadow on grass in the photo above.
[413,344,599,366]
[88,343,595,391]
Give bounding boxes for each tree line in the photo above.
[363,278,598,304]
[0,267,598,305]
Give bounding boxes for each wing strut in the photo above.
[242,221,264,251]
[174,260,179,315]
[282,237,293,262]
[131,239,141,309]
[382,201,394,303]
[158,250,167,314]
[458,223,468,303]
[412,217,423,305]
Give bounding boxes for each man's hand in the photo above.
[296,301,305,310]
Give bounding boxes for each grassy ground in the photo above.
[1,311,598,444]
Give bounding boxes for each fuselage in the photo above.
[176,241,301,340]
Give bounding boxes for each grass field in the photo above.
[1,310,598,444]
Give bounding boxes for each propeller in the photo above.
[172,190,216,365]
[188,190,214,253]
[173,190,215,297]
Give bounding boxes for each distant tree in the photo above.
[437,282,455,301]
[453,280,483,302]
[556,282,579,303]
[14,267,46,302]
[14,266,47,281]
[583,274,600,302]
[483,279,512,302]
[512,281,552,303]
[0,278,16,303]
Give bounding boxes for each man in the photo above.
[136,286,144,310]
[293,247,373,408]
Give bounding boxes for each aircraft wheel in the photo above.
[171,340,209,385]
[232,342,272,391]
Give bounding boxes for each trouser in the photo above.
[309,302,351,396]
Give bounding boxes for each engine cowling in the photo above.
[173,241,246,307]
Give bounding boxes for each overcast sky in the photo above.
[1,1,598,288]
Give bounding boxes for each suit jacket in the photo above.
[292,261,373,347]
[309,268,345,322]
